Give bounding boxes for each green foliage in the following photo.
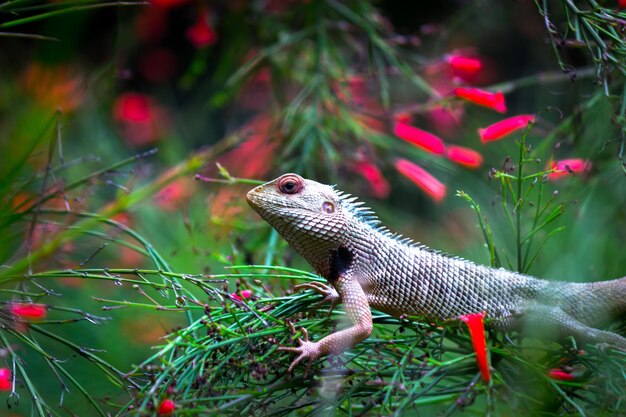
[0,1,625,416]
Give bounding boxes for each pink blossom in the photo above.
[10,303,47,320]
[0,368,11,391]
[446,145,483,169]
[453,87,507,113]
[231,289,253,301]
[394,159,446,202]
[547,159,592,180]
[351,161,390,199]
[393,123,446,155]
[157,398,175,415]
[548,369,575,381]
[478,115,535,143]
[446,54,482,82]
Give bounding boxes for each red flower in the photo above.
[113,92,168,146]
[0,368,11,391]
[446,145,483,169]
[393,122,446,155]
[547,159,592,180]
[10,303,47,320]
[186,8,217,49]
[478,115,535,143]
[453,88,507,113]
[619,0,626,8]
[446,54,482,82]
[351,161,390,199]
[154,178,195,212]
[151,0,190,8]
[394,159,446,202]
[548,368,575,381]
[231,289,253,301]
[459,312,490,383]
[157,398,175,415]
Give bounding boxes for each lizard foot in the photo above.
[278,327,322,375]
[294,282,340,314]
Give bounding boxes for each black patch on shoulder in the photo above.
[327,246,353,283]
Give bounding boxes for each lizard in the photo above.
[246,173,626,372]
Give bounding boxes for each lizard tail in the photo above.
[589,276,626,317]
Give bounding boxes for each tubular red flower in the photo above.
[453,88,507,113]
[393,122,446,155]
[352,161,390,199]
[446,145,483,169]
[547,159,592,180]
[394,159,446,202]
[0,368,10,391]
[548,369,575,381]
[446,55,482,81]
[10,303,47,320]
[157,398,175,415]
[459,312,490,383]
[478,115,535,143]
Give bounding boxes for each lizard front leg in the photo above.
[294,281,341,313]
[280,274,373,373]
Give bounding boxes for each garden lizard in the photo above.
[246,173,626,371]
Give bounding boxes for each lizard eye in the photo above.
[322,201,335,213]
[277,174,303,195]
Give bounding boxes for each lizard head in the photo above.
[246,173,358,248]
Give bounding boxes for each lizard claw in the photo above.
[278,327,322,375]
[294,282,340,314]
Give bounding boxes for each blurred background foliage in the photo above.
[0,0,625,416]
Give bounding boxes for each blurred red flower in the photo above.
[548,368,575,381]
[478,115,535,143]
[427,105,464,136]
[151,0,190,7]
[186,7,217,48]
[113,92,168,146]
[10,303,47,320]
[157,398,175,415]
[459,312,490,383]
[231,289,253,301]
[351,161,390,199]
[0,368,11,391]
[446,145,483,169]
[446,54,482,82]
[393,122,446,155]
[453,88,507,113]
[619,0,626,8]
[547,159,592,180]
[154,178,195,211]
[394,159,446,202]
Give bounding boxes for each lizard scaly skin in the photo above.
[247,173,626,371]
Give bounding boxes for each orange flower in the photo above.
[446,54,482,82]
[393,123,446,155]
[459,312,490,383]
[547,159,592,180]
[10,303,47,320]
[22,64,84,112]
[478,115,535,143]
[446,145,483,169]
[548,369,575,381]
[0,368,11,391]
[453,87,506,113]
[186,7,217,48]
[157,398,175,415]
[351,161,390,199]
[394,159,446,202]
